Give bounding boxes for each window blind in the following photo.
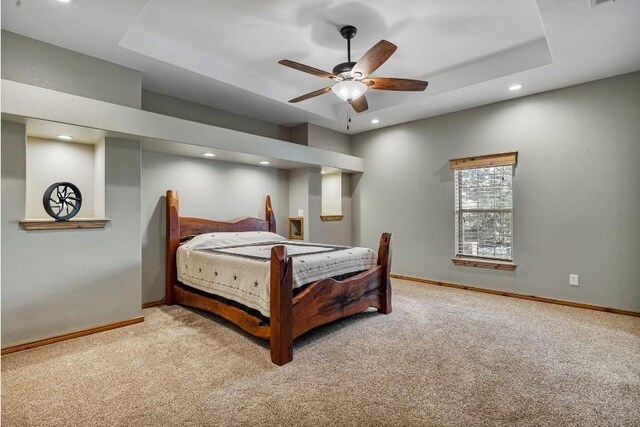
[454,165,514,261]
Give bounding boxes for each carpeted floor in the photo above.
[2,279,639,426]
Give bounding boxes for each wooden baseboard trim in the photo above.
[142,299,165,309]
[1,316,144,355]
[390,274,640,318]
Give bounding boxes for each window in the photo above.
[450,152,517,270]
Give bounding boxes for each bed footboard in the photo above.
[165,190,180,305]
[270,232,393,365]
[270,246,294,366]
[377,233,393,314]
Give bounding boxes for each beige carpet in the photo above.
[2,279,639,426]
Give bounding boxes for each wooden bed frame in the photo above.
[165,190,392,365]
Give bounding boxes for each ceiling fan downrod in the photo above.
[340,25,358,62]
[333,25,358,76]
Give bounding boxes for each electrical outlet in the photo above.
[569,274,579,287]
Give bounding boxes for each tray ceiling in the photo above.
[119,0,550,120]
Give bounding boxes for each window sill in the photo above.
[320,215,344,222]
[20,219,109,231]
[452,257,516,271]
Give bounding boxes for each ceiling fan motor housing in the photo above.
[332,61,357,77]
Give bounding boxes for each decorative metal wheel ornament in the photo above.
[42,182,82,221]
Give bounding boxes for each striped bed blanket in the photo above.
[177,231,377,317]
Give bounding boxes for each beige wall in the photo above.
[141,90,291,142]
[307,124,352,155]
[351,71,640,312]
[94,140,106,218]
[288,123,352,154]
[1,31,141,108]
[2,123,143,347]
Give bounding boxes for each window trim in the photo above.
[451,257,516,271]
[449,151,517,170]
[450,152,517,269]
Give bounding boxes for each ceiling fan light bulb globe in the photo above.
[331,81,368,102]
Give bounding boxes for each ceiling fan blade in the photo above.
[288,86,333,103]
[350,95,369,113]
[278,60,336,79]
[351,40,397,77]
[364,77,429,92]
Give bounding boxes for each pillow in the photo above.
[181,231,286,251]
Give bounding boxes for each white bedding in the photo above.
[176,231,377,317]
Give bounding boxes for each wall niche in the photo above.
[321,172,344,221]
[21,136,107,230]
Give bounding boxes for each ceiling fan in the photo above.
[278,25,428,113]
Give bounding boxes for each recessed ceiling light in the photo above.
[371,119,380,124]
[509,84,523,91]
[259,161,270,165]
[57,135,73,140]
[56,0,72,3]
[202,152,216,157]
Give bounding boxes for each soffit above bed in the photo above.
[1,80,365,173]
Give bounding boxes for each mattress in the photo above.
[176,231,377,317]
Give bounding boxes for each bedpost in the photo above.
[166,190,180,306]
[270,245,293,365]
[377,233,393,314]
[266,195,276,233]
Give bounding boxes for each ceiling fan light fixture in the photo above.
[331,80,368,102]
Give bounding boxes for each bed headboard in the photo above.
[166,190,275,238]
[165,189,276,304]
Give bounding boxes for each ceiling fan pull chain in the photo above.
[347,103,352,130]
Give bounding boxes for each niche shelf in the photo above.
[320,215,344,222]
[19,219,109,231]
